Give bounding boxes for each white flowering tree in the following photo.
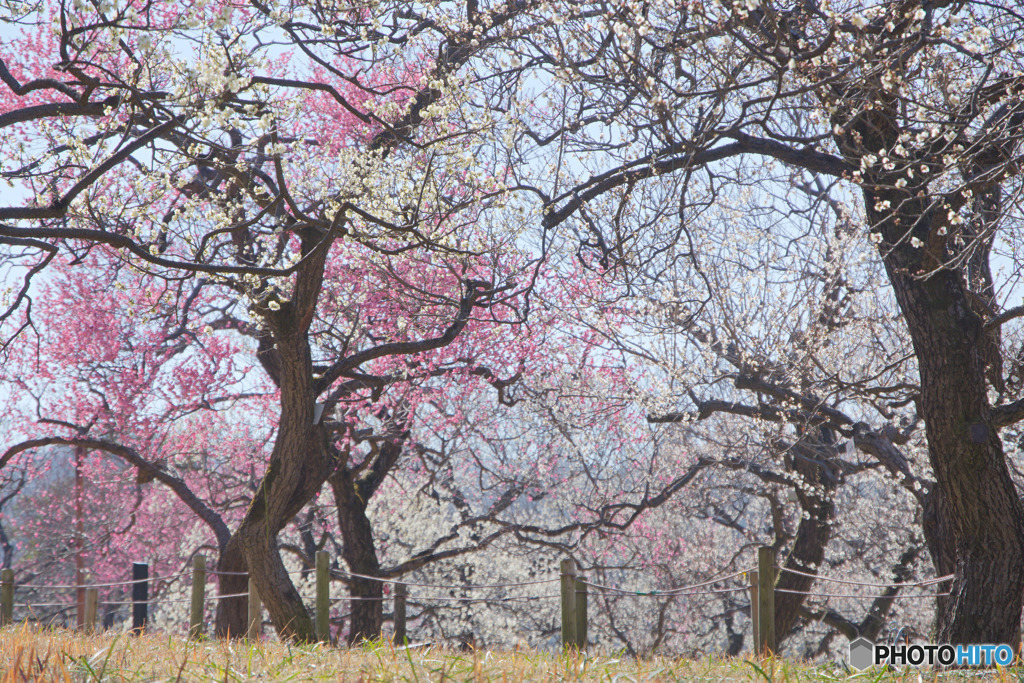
[511,0,1024,644]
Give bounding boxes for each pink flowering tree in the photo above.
[0,0,563,641]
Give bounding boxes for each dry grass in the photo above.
[2,624,1022,682]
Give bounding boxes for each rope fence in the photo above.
[0,546,954,651]
[777,565,953,588]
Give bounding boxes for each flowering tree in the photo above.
[0,253,274,625]
[509,0,1024,644]
[0,0,562,641]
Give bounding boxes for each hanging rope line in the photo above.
[14,570,190,590]
[327,567,560,590]
[775,587,950,599]
[777,566,953,588]
[572,567,752,596]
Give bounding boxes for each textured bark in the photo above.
[233,333,334,642]
[328,436,405,643]
[330,470,385,643]
[216,239,335,643]
[878,205,1024,644]
[774,438,839,641]
[213,538,248,638]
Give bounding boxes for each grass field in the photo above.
[2,625,1022,682]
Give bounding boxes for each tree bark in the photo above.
[216,236,336,642]
[213,537,248,638]
[232,333,335,642]
[879,210,1024,644]
[774,436,839,641]
[330,470,385,643]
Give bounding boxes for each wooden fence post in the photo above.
[189,554,206,639]
[574,576,588,650]
[247,578,262,640]
[131,562,149,635]
[84,588,98,635]
[756,546,775,654]
[560,558,578,649]
[748,570,759,652]
[315,550,330,643]
[394,582,408,645]
[1,568,13,626]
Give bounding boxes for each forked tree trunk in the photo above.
[232,364,335,642]
[216,260,337,642]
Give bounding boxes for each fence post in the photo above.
[394,582,408,645]
[560,558,578,649]
[189,554,206,639]
[756,546,775,654]
[1,568,13,626]
[315,550,330,643]
[247,578,262,640]
[574,576,588,650]
[84,588,98,635]
[748,570,759,652]
[131,562,149,634]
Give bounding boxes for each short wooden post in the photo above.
[394,582,408,645]
[756,546,775,654]
[560,559,578,649]
[84,588,98,634]
[130,562,149,634]
[748,570,759,651]
[574,576,588,649]
[247,578,262,640]
[1,568,13,626]
[189,554,206,638]
[315,550,330,642]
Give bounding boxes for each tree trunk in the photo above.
[232,373,335,642]
[330,470,384,643]
[880,220,1024,644]
[220,273,336,641]
[774,443,838,641]
[213,537,248,638]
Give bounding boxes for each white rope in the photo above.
[583,583,750,598]
[775,588,950,599]
[406,594,561,603]
[777,566,953,588]
[14,603,76,609]
[576,567,752,596]
[207,592,250,601]
[15,570,191,590]
[328,567,559,590]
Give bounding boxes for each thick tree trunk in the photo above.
[881,225,1024,644]
[213,537,248,638]
[232,360,335,642]
[330,470,385,643]
[219,253,336,642]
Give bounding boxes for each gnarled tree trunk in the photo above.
[879,202,1024,643]
[330,470,385,643]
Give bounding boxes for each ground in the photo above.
[1,626,1021,681]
